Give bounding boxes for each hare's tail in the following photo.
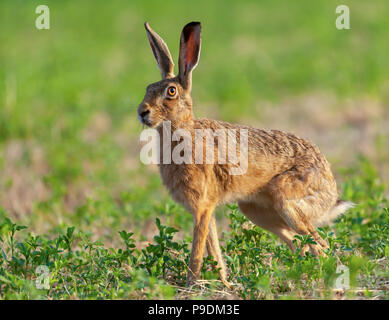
[315,199,355,227]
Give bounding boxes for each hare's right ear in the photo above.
[178,22,201,90]
[144,22,175,79]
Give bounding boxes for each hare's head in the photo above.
[138,22,201,128]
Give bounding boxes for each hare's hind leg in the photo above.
[265,171,330,256]
[278,205,327,256]
[277,199,329,254]
[238,201,298,252]
[206,215,231,287]
[275,201,328,256]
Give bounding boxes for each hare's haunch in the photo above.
[138,22,354,286]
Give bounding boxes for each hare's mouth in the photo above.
[138,111,153,127]
[138,115,160,128]
[138,114,149,126]
[143,120,153,127]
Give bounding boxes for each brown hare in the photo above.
[138,21,353,286]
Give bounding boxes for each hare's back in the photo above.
[194,118,331,169]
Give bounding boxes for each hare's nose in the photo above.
[140,109,150,119]
[138,103,151,124]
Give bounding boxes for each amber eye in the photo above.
[167,86,176,97]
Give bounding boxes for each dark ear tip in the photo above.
[184,21,201,30]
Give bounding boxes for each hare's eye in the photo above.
[167,86,176,97]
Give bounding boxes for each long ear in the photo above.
[178,22,201,90]
[144,22,175,79]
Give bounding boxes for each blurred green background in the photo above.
[0,0,388,243]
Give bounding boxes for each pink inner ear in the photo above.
[184,32,198,74]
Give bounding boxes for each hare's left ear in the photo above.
[145,22,175,79]
[178,22,201,90]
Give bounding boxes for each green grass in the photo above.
[0,0,388,299]
[0,159,388,299]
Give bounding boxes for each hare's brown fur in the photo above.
[138,22,353,286]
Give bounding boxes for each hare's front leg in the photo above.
[206,215,231,287]
[186,204,215,286]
